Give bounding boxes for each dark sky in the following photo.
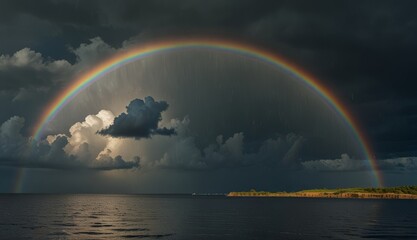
[0,0,417,193]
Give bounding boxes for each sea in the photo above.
[0,194,416,239]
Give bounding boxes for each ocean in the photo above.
[0,194,416,239]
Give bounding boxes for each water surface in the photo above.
[0,194,416,239]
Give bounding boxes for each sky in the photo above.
[1,0,417,193]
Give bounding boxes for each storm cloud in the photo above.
[0,1,416,156]
[1,0,417,191]
[99,97,176,139]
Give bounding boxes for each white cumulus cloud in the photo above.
[0,112,139,170]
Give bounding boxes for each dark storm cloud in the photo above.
[0,116,139,170]
[99,97,176,139]
[0,0,416,161]
[0,1,100,25]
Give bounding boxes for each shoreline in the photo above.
[227,191,417,200]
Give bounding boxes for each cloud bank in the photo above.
[5,100,416,173]
[302,154,417,172]
[0,112,139,170]
[136,117,305,170]
[0,96,306,171]
[301,154,369,171]
[10,95,415,173]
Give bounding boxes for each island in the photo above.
[227,186,417,199]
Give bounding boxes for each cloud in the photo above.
[301,154,369,171]
[99,96,176,139]
[0,37,135,132]
[0,103,305,172]
[0,48,71,91]
[142,117,305,170]
[0,116,27,160]
[302,154,417,172]
[0,37,116,97]
[70,37,116,65]
[379,157,417,171]
[0,37,119,103]
[0,113,139,170]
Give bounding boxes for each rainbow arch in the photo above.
[31,38,382,186]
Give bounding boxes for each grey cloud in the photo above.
[301,154,369,171]
[0,116,139,170]
[99,97,176,139]
[70,37,116,65]
[0,116,27,159]
[0,111,303,172]
[379,157,417,171]
[0,37,115,100]
[94,149,141,170]
[0,37,125,130]
[147,117,305,170]
[0,48,71,91]
[302,154,417,172]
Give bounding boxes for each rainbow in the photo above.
[30,38,382,187]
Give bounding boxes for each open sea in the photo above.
[0,194,417,239]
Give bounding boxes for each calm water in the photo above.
[0,195,417,239]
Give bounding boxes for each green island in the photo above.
[228,186,417,199]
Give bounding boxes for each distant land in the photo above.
[228,186,417,200]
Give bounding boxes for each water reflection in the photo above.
[0,195,416,239]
